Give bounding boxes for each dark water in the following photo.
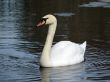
[0,0,110,82]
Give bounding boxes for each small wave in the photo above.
[79,2,110,8]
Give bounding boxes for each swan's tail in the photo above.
[80,41,87,53]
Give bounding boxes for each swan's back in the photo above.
[50,41,86,67]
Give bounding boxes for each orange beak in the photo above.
[37,20,46,27]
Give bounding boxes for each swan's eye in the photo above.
[40,18,48,22]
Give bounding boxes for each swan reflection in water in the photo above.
[40,63,85,82]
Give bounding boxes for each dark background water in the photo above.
[0,0,110,82]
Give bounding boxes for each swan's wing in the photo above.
[50,41,84,66]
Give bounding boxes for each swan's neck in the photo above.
[40,22,57,67]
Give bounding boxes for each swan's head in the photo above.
[37,14,57,27]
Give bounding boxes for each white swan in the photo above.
[37,14,86,67]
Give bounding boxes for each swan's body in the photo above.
[37,14,86,67]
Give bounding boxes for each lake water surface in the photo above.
[0,0,110,82]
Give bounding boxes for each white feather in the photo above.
[50,41,86,67]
